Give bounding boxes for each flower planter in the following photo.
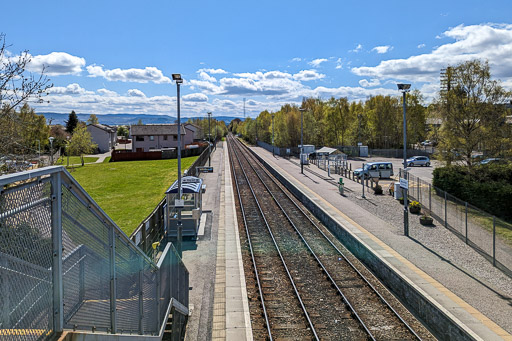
[409,206,421,214]
[420,216,434,225]
[374,187,383,195]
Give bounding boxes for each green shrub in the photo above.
[433,164,512,222]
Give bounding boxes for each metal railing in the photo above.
[402,169,512,278]
[0,166,189,340]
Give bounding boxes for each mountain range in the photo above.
[40,113,241,126]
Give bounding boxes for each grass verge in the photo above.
[57,156,99,165]
[68,157,197,236]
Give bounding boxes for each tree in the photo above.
[117,125,129,138]
[87,114,99,125]
[0,34,52,119]
[436,60,512,168]
[66,110,79,134]
[68,125,97,166]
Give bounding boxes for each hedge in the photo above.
[432,164,512,222]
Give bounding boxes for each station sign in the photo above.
[196,166,214,173]
[399,178,409,189]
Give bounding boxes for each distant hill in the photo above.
[40,112,242,126]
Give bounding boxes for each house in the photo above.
[130,124,194,152]
[184,123,203,141]
[87,123,117,153]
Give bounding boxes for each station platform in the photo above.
[250,145,512,341]
[182,141,252,341]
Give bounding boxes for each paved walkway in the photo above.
[251,146,512,341]
[183,142,252,341]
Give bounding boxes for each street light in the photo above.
[207,112,212,167]
[271,113,275,157]
[398,83,411,237]
[172,73,184,257]
[299,107,306,174]
[66,136,71,167]
[48,137,55,165]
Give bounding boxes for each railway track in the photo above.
[228,135,433,340]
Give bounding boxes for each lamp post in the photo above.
[172,73,184,257]
[398,83,411,237]
[207,112,212,167]
[66,136,70,167]
[48,137,55,165]
[299,107,306,174]
[271,113,275,157]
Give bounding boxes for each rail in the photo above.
[0,166,189,340]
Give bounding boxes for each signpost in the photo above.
[196,166,214,173]
[399,178,408,189]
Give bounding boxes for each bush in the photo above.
[433,164,512,222]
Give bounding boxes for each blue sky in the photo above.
[3,0,512,118]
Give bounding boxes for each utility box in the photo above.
[300,153,309,165]
[394,182,403,199]
[359,146,369,157]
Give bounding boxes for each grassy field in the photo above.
[69,157,197,236]
[57,156,99,165]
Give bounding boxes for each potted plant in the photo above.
[398,197,409,205]
[420,214,434,225]
[409,201,421,214]
[373,184,383,195]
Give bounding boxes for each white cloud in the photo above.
[26,52,85,75]
[349,44,363,53]
[293,70,325,81]
[97,88,118,96]
[199,68,228,74]
[352,23,512,84]
[291,57,302,62]
[335,58,343,69]
[188,79,222,94]
[183,93,209,102]
[127,89,146,97]
[358,79,381,87]
[86,65,171,83]
[417,43,426,48]
[198,71,217,82]
[48,83,93,95]
[372,45,393,54]
[308,58,328,67]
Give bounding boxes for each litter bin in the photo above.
[394,182,402,199]
[339,178,344,195]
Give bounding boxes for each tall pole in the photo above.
[208,112,212,167]
[402,90,409,237]
[300,108,304,174]
[272,113,275,157]
[176,80,183,257]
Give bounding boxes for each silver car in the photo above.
[407,156,430,167]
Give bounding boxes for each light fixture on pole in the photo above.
[66,136,71,167]
[48,137,55,165]
[299,107,306,174]
[398,83,411,237]
[271,113,275,157]
[207,112,212,167]
[172,73,184,257]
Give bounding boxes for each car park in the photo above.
[406,156,430,167]
[353,162,394,179]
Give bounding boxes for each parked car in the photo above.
[420,140,433,146]
[406,156,430,167]
[480,158,505,165]
[354,162,394,179]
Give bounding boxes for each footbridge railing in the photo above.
[0,166,189,340]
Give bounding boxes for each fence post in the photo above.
[417,177,420,201]
[465,202,468,245]
[429,184,431,212]
[109,226,117,333]
[51,172,64,333]
[444,191,447,228]
[493,216,496,267]
[139,257,144,335]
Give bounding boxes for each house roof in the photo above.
[130,124,186,135]
[87,123,116,133]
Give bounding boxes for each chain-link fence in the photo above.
[0,166,189,340]
[403,170,512,278]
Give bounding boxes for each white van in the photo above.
[354,162,394,179]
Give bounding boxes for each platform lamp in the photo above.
[299,106,306,174]
[48,137,55,165]
[271,113,275,156]
[172,73,184,257]
[398,83,411,237]
[207,112,212,167]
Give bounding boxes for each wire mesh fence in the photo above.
[0,166,189,340]
[405,171,512,278]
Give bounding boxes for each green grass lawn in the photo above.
[69,157,197,236]
[57,156,99,165]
